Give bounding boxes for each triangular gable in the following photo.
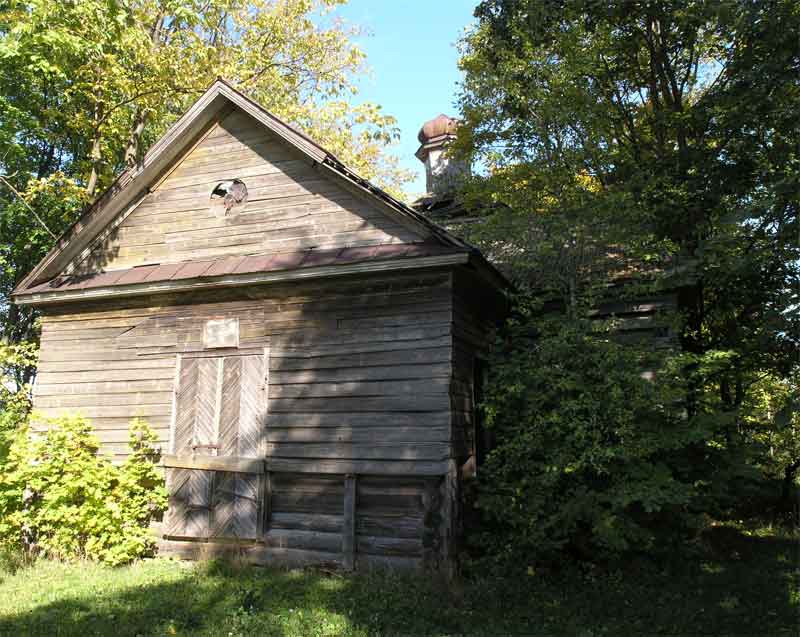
[14,79,471,296]
[64,108,425,275]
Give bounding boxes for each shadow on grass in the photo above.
[0,525,797,637]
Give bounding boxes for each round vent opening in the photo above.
[210,179,248,216]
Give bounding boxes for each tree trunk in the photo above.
[124,110,148,167]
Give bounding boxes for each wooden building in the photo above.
[12,79,506,572]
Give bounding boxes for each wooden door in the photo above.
[163,351,267,541]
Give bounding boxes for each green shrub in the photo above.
[473,306,714,567]
[0,415,167,565]
[0,341,37,464]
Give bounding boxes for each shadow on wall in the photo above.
[65,223,120,279]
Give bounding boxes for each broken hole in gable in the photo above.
[210,179,248,217]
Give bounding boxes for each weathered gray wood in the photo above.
[266,425,448,444]
[271,491,343,515]
[266,412,450,429]
[238,353,266,456]
[270,512,342,533]
[157,540,344,569]
[269,378,449,399]
[264,528,342,553]
[62,109,420,274]
[217,356,242,456]
[31,255,468,574]
[356,535,422,557]
[267,442,450,461]
[267,458,450,476]
[268,395,449,413]
[162,454,264,474]
[357,514,424,539]
[261,471,271,538]
[164,468,212,539]
[342,474,356,570]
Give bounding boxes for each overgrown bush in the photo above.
[0,415,166,565]
[473,303,721,567]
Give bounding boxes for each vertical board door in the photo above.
[164,352,267,541]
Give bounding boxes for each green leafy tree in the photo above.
[476,310,708,564]
[456,0,800,557]
[0,0,411,364]
[0,341,37,461]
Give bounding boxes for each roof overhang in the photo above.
[13,252,472,306]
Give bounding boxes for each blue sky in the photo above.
[332,1,478,198]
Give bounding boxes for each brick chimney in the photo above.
[415,114,468,196]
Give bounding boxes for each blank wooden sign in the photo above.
[203,318,239,349]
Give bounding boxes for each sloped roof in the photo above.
[13,78,505,304]
[20,242,470,304]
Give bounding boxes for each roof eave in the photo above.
[12,252,470,306]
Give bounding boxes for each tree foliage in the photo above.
[457,0,799,561]
[476,310,699,562]
[0,0,411,357]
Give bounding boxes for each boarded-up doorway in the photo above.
[163,350,268,541]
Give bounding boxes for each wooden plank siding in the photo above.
[17,83,510,574]
[34,271,457,570]
[33,272,455,469]
[65,109,420,276]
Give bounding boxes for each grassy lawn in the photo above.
[0,522,797,637]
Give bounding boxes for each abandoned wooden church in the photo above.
[12,79,506,572]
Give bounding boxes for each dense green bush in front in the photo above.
[0,415,166,565]
[472,305,729,566]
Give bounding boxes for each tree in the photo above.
[0,0,411,370]
[455,0,800,556]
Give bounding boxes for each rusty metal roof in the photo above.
[24,242,464,295]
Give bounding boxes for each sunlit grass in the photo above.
[0,521,796,636]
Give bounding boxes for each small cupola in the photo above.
[415,114,468,196]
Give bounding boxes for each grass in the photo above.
[0,522,797,637]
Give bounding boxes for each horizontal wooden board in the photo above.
[162,455,264,474]
[269,378,450,399]
[267,442,449,461]
[157,540,344,569]
[263,529,342,553]
[356,514,424,540]
[269,512,343,534]
[356,535,422,558]
[66,110,421,274]
[268,395,449,413]
[265,412,450,429]
[266,426,448,444]
[267,458,449,476]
